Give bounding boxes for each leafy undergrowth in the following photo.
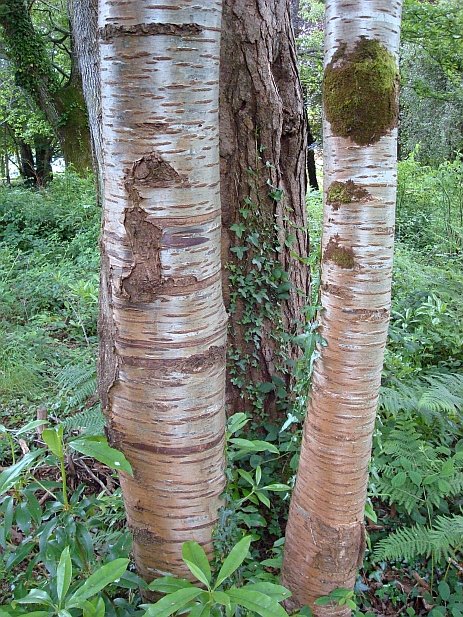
[0,160,462,617]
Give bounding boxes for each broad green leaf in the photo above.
[142,587,203,617]
[262,484,291,492]
[226,588,289,617]
[67,558,129,608]
[255,466,262,486]
[226,413,249,436]
[0,450,44,496]
[148,577,195,594]
[42,427,64,459]
[212,591,231,611]
[57,547,72,607]
[12,613,51,617]
[256,491,271,507]
[214,536,252,588]
[17,589,54,607]
[15,420,49,436]
[244,583,291,602]
[182,541,211,585]
[183,560,210,588]
[187,604,210,617]
[118,570,148,590]
[69,437,133,475]
[237,469,254,486]
[229,439,279,455]
[83,597,106,617]
[58,611,73,617]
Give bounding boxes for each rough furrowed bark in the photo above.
[98,0,227,581]
[220,0,308,416]
[68,0,103,183]
[282,2,402,615]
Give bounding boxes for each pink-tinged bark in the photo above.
[98,0,227,582]
[282,2,403,615]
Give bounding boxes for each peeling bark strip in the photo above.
[122,207,162,302]
[99,0,226,584]
[282,1,403,615]
[99,22,203,41]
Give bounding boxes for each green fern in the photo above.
[371,419,463,515]
[62,406,106,436]
[373,515,463,563]
[57,363,97,409]
[380,372,463,428]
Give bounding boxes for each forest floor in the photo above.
[0,162,462,616]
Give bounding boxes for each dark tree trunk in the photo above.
[34,136,53,185]
[220,0,309,417]
[19,141,35,183]
[307,123,319,191]
[67,0,103,186]
[290,0,303,37]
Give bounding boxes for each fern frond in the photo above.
[380,372,463,427]
[373,515,463,564]
[62,406,105,436]
[373,524,434,562]
[57,363,97,408]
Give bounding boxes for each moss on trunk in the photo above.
[323,38,399,145]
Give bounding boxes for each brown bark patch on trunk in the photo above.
[122,206,163,302]
[130,153,188,190]
[283,508,365,614]
[99,22,203,41]
[119,345,226,371]
[342,308,390,322]
[323,236,355,269]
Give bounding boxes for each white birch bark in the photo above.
[98,0,227,581]
[282,2,403,615]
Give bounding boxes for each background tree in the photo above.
[220,0,309,418]
[282,1,403,614]
[67,0,102,184]
[0,61,55,184]
[399,0,463,163]
[0,0,91,173]
[99,0,227,582]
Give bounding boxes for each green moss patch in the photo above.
[323,38,399,146]
[324,236,355,269]
[327,180,371,210]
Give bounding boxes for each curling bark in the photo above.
[282,2,403,614]
[98,0,227,581]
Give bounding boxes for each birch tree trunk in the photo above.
[98,0,227,581]
[282,2,403,614]
[220,0,309,416]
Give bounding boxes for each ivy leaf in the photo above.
[230,246,248,260]
[230,223,246,239]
